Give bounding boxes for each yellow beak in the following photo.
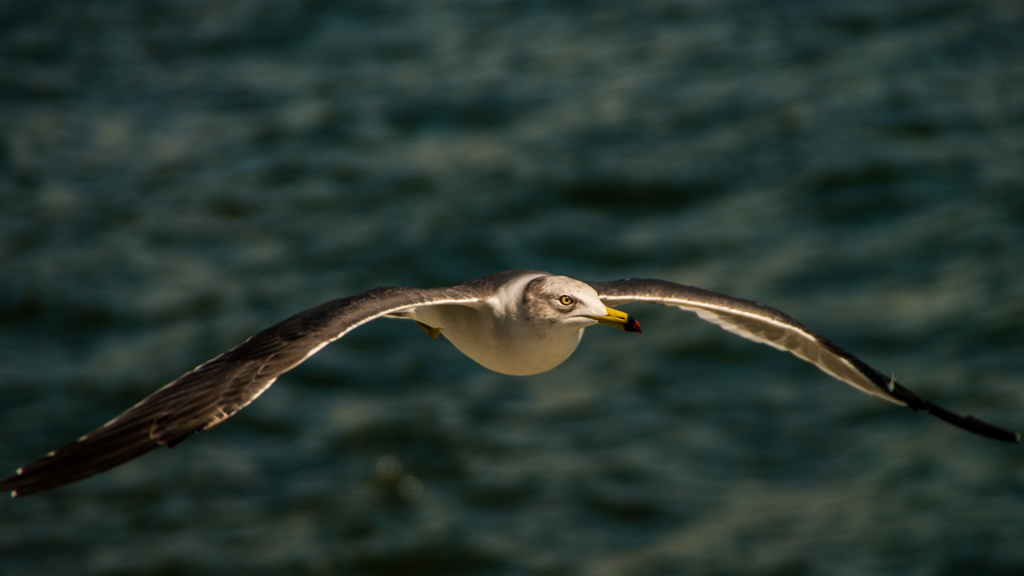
[588,306,643,333]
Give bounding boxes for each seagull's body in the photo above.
[1,269,1018,497]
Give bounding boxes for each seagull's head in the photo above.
[522,275,642,334]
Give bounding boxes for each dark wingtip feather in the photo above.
[0,426,162,497]
[927,406,1021,444]
[888,382,1020,444]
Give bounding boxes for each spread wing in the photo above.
[0,284,488,497]
[589,278,1020,444]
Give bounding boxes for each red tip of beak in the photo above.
[624,316,642,334]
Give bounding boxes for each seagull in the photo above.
[1,269,1018,497]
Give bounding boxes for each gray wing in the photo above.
[589,278,1020,444]
[0,283,489,497]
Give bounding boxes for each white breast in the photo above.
[405,303,585,376]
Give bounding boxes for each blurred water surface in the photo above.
[2,1,1024,575]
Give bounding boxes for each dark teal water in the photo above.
[2,1,1023,575]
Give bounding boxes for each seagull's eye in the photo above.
[558,295,575,307]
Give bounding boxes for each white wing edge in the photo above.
[600,295,903,405]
